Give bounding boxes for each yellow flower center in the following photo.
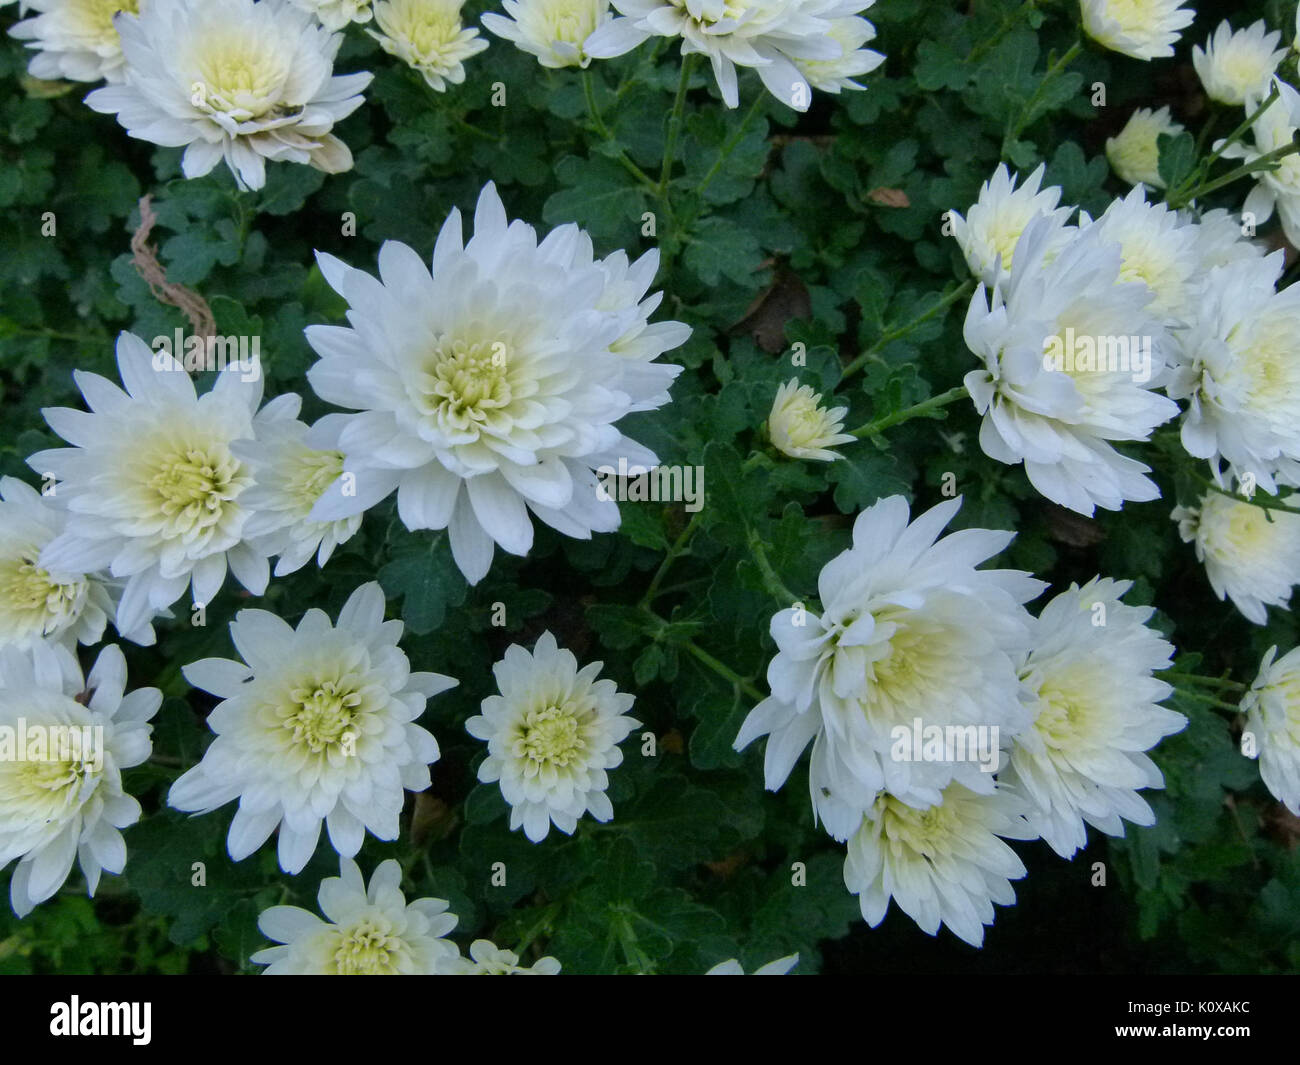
[517,704,585,768]
[331,918,402,974]
[148,445,245,534]
[75,0,140,45]
[288,450,345,516]
[285,679,362,754]
[872,791,962,858]
[0,553,81,634]
[417,337,512,430]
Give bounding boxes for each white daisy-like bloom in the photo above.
[705,953,799,974]
[28,332,271,640]
[584,0,883,112]
[1242,645,1300,815]
[167,582,456,873]
[251,856,459,974]
[232,394,362,578]
[963,214,1180,516]
[1080,0,1195,61]
[734,496,1045,835]
[8,0,141,83]
[465,631,638,843]
[0,477,116,652]
[368,0,488,91]
[793,14,883,94]
[303,181,687,585]
[1106,106,1185,190]
[1192,20,1286,107]
[1218,78,1300,251]
[84,0,372,192]
[766,379,854,462]
[844,781,1035,949]
[1169,252,1300,494]
[482,0,610,69]
[1004,578,1185,860]
[0,641,160,918]
[447,939,563,974]
[948,163,1075,288]
[1173,488,1300,624]
[289,0,373,32]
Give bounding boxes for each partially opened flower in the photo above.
[482,0,610,69]
[1192,20,1287,107]
[9,0,140,83]
[369,0,488,91]
[766,379,854,461]
[0,641,160,918]
[1106,106,1185,189]
[1004,578,1185,859]
[705,954,799,975]
[1242,645,1300,815]
[168,582,456,873]
[448,939,562,974]
[85,0,372,191]
[252,856,459,973]
[465,631,638,842]
[1080,0,1195,61]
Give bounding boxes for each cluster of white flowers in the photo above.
[734,496,1186,947]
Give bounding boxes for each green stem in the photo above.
[678,637,766,704]
[1194,474,1300,518]
[1003,39,1082,154]
[695,92,766,201]
[1176,689,1242,714]
[582,68,659,193]
[512,902,561,957]
[1162,670,1247,693]
[849,385,969,439]
[842,280,974,381]
[748,532,800,606]
[1171,141,1300,207]
[967,0,1040,65]
[1167,84,1281,208]
[639,509,704,607]
[659,53,698,196]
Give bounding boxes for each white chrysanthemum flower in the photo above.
[1188,206,1266,270]
[584,0,883,112]
[168,582,456,873]
[1242,645,1300,815]
[369,0,488,91]
[465,631,638,842]
[232,394,362,578]
[1169,252,1300,493]
[705,953,799,975]
[948,163,1075,288]
[289,0,373,31]
[482,0,610,69]
[251,856,459,973]
[28,332,272,640]
[303,182,687,584]
[0,477,116,652]
[8,0,140,83]
[1219,78,1300,250]
[793,15,883,94]
[0,641,160,918]
[1080,0,1195,61]
[844,782,1035,948]
[766,379,853,462]
[963,215,1180,516]
[1193,20,1286,107]
[1173,489,1300,624]
[1106,106,1185,190]
[734,496,1044,834]
[1004,578,1185,859]
[84,0,372,192]
[448,939,562,973]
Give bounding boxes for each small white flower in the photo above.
[948,163,1075,288]
[9,0,140,83]
[766,379,854,462]
[369,0,488,91]
[584,0,884,112]
[1004,578,1185,859]
[85,0,372,191]
[168,582,456,873]
[1192,20,1286,107]
[734,495,1044,835]
[1219,78,1300,251]
[844,782,1035,949]
[29,332,272,640]
[1080,0,1195,61]
[0,477,117,652]
[251,856,459,973]
[448,939,562,973]
[1106,106,1186,190]
[233,393,362,577]
[465,631,638,843]
[1173,488,1300,624]
[0,641,160,918]
[482,0,610,69]
[963,215,1179,516]
[705,953,799,975]
[1242,645,1300,815]
[289,0,373,32]
[303,182,686,585]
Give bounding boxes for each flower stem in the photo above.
[1172,141,1300,206]
[678,637,766,704]
[748,531,800,606]
[582,68,659,193]
[639,509,704,607]
[1192,474,1300,518]
[1002,39,1082,155]
[695,92,766,202]
[659,53,698,196]
[841,280,975,381]
[1167,84,1282,208]
[849,384,969,439]
[1162,670,1247,694]
[1175,689,1242,714]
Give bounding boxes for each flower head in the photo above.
[1106,106,1185,190]
[465,631,638,842]
[1004,578,1184,858]
[0,641,160,917]
[705,953,798,975]
[1242,646,1300,815]
[1192,20,1286,107]
[85,0,372,191]
[369,0,488,90]
[289,0,373,31]
[168,582,456,873]
[9,0,140,83]
[303,182,686,584]
[766,379,853,461]
[482,0,610,69]
[252,856,459,973]
[1080,0,1195,61]
[448,939,562,973]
